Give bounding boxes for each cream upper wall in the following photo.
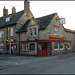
[20,19,38,41]
[20,32,27,41]
[27,20,38,40]
[15,10,34,41]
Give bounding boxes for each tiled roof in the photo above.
[0,10,25,29]
[36,13,57,30]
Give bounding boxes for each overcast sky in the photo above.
[0,1,75,30]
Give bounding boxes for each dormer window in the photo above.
[6,17,10,22]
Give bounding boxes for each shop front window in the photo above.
[30,43,35,50]
[68,43,71,50]
[0,44,4,51]
[55,42,59,50]
[60,42,64,50]
[0,31,4,38]
[48,44,51,51]
[22,44,28,51]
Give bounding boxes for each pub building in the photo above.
[0,0,75,56]
[17,13,75,56]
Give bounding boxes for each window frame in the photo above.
[10,28,13,36]
[55,42,59,50]
[0,30,4,38]
[6,17,10,22]
[0,43,4,51]
[68,43,71,50]
[59,42,64,50]
[22,44,28,52]
[30,43,35,51]
[33,28,37,37]
[29,28,33,37]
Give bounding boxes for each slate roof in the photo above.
[16,13,57,33]
[0,10,25,29]
[35,13,57,30]
[16,19,31,33]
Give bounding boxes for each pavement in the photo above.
[0,53,75,74]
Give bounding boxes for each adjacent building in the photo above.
[0,0,33,55]
[0,0,75,56]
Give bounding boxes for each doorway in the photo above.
[42,43,52,56]
[42,43,48,56]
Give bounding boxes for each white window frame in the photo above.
[55,42,59,50]
[0,31,4,38]
[29,28,33,37]
[60,42,64,50]
[33,28,37,37]
[55,27,59,35]
[0,44,4,51]
[22,44,28,51]
[68,43,71,50]
[10,28,13,36]
[6,17,10,22]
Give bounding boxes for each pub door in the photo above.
[42,43,48,56]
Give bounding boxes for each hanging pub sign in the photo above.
[59,18,65,25]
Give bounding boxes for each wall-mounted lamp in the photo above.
[6,39,9,43]
[35,38,38,41]
[11,38,14,42]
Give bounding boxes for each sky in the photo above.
[0,1,75,30]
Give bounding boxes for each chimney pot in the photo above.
[12,6,16,13]
[3,6,8,16]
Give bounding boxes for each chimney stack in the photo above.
[24,0,30,12]
[3,6,8,16]
[12,7,16,13]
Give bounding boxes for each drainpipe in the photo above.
[36,38,38,57]
[6,28,8,53]
[37,29,39,56]
[19,33,20,55]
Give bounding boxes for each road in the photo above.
[0,53,75,74]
